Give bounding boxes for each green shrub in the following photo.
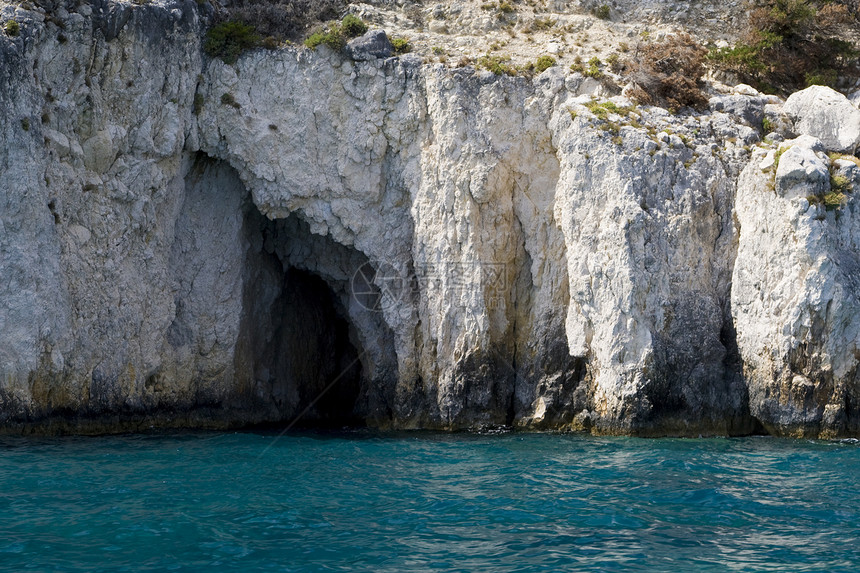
[584,56,602,78]
[829,153,860,168]
[585,100,633,120]
[593,4,610,20]
[774,145,787,169]
[823,191,846,210]
[391,37,411,54]
[305,25,345,50]
[4,19,20,37]
[599,121,620,135]
[762,117,774,132]
[220,92,241,109]
[20,118,29,131]
[498,1,515,13]
[305,15,367,51]
[204,21,261,64]
[535,55,556,73]
[324,28,345,49]
[478,54,517,75]
[531,18,556,31]
[341,14,367,38]
[304,31,326,48]
[831,173,852,194]
[805,68,838,87]
[709,0,859,94]
[219,0,346,41]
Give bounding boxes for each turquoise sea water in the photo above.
[0,431,858,572]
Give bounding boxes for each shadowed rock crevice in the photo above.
[262,268,364,428]
[165,154,384,429]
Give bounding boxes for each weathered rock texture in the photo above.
[1,0,859,436]
[733,138,860,438]
[783,86,860,155]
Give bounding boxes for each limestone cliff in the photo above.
[1,0,859,436]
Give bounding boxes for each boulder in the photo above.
[763,103,794,138]
[733,83,761,96]
[709,94,766,127]
[783,86,860,154]
[774,137,830,198]
[346,29,393,61]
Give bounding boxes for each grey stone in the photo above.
[763,103,794,138]
[81,130,115,174]
[788,134,826,153]
[708,94,765,127]
[734,144,860,438]
[783,85,860,154]
[775,144,830,198]
[346,29,393,61]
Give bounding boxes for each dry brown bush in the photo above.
[624,33,708,112]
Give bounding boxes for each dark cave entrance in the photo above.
[175,154,395,429]
[238,206,383,430]
[266,267,364,428]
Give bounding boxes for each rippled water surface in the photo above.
[0,430,858,572]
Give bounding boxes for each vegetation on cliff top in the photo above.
[203,21,261,64]
[217,0,345,40]
[4,19,20,37]
[625,33,709,112]
[197,0,857,101]
[709,0,859,93]
[304,14,370,50]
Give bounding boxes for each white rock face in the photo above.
[773,138,830,199]
[550,100,751,435]
[733,142,860,437]
[783,86,860,154]
[0,0,859,436]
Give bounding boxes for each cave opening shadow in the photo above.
[268,268,364,429]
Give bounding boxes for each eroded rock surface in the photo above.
[1,1,859,436]
[783,86,860,155]
[733,137,860,437]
